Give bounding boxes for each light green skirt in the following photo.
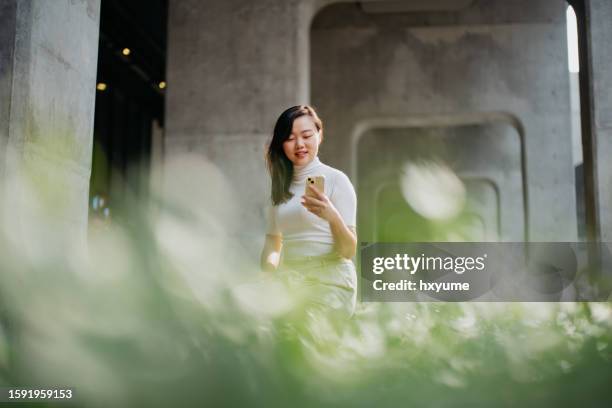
[279,253,357,319]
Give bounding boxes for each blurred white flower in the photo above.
[399,160,466,220]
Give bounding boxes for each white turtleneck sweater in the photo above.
[266,156,357,259]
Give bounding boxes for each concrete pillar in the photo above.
[165,0,315,252]
[0,0,100,245]
[585,0,612,241]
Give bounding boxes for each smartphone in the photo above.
[305,175,325,197]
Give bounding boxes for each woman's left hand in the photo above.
[301,184,339,222]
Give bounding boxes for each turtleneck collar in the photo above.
[292,156,323,183]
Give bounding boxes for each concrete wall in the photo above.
[165,0,581,252]
[165,0,315,253]
[0,0,605,251]
[0,0,100,244]
[311,0,576,242]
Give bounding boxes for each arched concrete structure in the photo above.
[311,0,576,241]
[348,114,525,241]
[162,0,612,255]
[0,0,610,259]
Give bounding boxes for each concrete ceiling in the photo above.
[360,0,473,13]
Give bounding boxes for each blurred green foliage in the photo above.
[0,153,610,408]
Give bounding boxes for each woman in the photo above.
[260,105,358,318]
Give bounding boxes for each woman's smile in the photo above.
[282,115,322,166]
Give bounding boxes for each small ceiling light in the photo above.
[122,48,131,56]
[96,82,107,91]
[158,81,166,89]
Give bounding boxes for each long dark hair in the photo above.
[266,105,323,205]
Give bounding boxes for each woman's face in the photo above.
[282,115,322,166]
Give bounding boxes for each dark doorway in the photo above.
[89,0,168,221]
